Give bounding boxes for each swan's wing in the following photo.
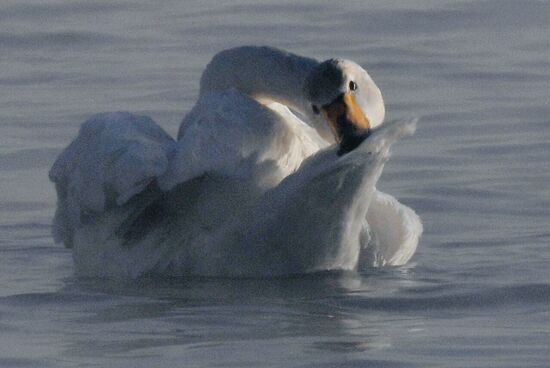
[158,89,326,190]
[210,118,418,276]
[360,190,423,267]
[49,112,175,247]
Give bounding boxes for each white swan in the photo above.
[49,46,422,278]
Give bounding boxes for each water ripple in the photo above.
[342,283,550,312]
[0,147,60,171]
[0,2,143,20]
[0,31,122,49]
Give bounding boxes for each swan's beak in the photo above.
[322,92,371,155]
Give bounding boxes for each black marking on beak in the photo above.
[337,122,371,156]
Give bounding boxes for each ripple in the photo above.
[448,142,550,157]
[0,201,50,212]
[341,283,550,312]
[0,147,60,171]
[0,291,110,307]
[0,358,56,368]
[0,2,144,20]
[306,359,415,368]
[0,31,122,50]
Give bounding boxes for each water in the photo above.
[1,0,549,366]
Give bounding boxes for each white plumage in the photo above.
[50,46,422,278]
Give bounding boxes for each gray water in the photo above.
[1,1,550,367]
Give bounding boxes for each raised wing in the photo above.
[201,119,420,276]
[49,112,175,247]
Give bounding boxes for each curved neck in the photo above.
[199,46,319,115]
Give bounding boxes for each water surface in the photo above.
[1,1,549,367]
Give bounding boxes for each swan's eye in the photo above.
[349,80,358,91]
[312,104,320,115]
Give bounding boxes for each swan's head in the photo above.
[304,59,385,155]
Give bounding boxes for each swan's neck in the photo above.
[199,46,319,115]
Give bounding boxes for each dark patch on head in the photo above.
[304,59,345,103]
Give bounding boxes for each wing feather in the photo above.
[159,89,325,190]
[49,112,175,247]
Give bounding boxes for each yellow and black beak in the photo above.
[322,92,371,155]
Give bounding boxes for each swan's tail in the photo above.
[361,190,423,267]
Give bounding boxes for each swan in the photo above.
[49,46,422,278]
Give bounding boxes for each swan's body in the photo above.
[50,46,422,278]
